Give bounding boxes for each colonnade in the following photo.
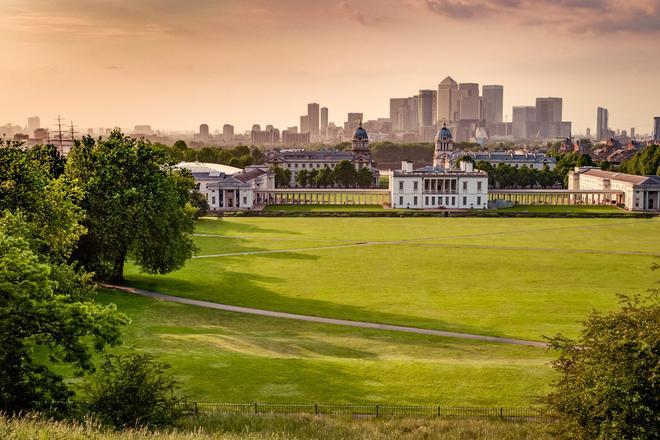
[255,190,390,206]
[488,191,624,206]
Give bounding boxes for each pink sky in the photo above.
[1,0,659,134]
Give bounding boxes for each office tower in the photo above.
[307,103,320,137]
[597,107,609,141]
[512,106,537,139]
[630,127,635,139]
[320,107,328,136]
[536,97,562,138]
[437,76,459,124]
[417,90,435,133]
[407,96,419,132]
[251,125,280,144]
[300,115,309,133]
[586,128,591,138]
[345,113,363,134]
[27,116,40,134]
[223,124,234,143]
[199,124,210,142]
[389,98,408,133]
[458,83,480,120]
[482,85,503,124]
[287,126,298,134]
[654,117,660,142]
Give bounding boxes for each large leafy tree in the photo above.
[66,131,197,281]
[356,167,373,188]
[333,160,357,188]
[545,288,659,439]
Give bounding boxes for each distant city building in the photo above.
[33,128,49,142]
[300,115,309,134]
[597,107,609,141]
[266,123,379,187]
[344,113,363,136]
[437,76,459,124]
[586,128,591,138]
[535,97,563,138]
[569,167,660,211]
[391,125,488,209]
[630,127,635,139]
[307,103,320,137]
[390,97,419,133]
[199,124,210,142]
[482,85,503,124]
[450,151,556,170]
[223,124,234,143]
[320,107,328,136]
[458,83,480,121]
[512,106,537,139]
[27,116,40,134]
[133,124,153,135]
[281,130,310,145]
[654,117,660,142]
[418,89,436,136]
[251,125,280,144]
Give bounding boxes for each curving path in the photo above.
[102,283,548,348]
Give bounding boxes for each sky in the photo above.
[1,0,659,135]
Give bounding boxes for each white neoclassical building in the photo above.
[390,124,489,209]
[568,167,660,211]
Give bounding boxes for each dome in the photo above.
[437,123,452,141]
[353,124,368,141]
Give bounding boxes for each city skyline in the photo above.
[1,0,659,133]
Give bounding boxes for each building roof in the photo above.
[353,124,368,141]
[233,168,267,183]
[393,165,487,178]
[580,168,660,186]
[266,150,355,162]
[451,151,556,164]
[176,161,242,176]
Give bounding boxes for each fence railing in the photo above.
[180,402,542,420]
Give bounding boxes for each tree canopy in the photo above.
[619,145,660,176]
[66,131,197,281]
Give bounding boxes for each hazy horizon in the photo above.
[2,0,659,134]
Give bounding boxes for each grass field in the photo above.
[126,217,660,340]
[96,216,660,406]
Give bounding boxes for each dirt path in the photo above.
[103,284,548,348]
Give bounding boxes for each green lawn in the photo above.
[96,290,553,406]
[126,217,660,340]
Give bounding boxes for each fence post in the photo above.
[500,407,503,420]
[315,404,318,416]
[376,404,379,419]
[437,406,441,418]
[254,402,258,415]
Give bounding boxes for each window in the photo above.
[462,196,467,206]
[413,196,418,205]
[477,196,481,205]
[451,197,455,205]
[425,196,429,205]
[477,182,482,191]
[211,197,216,204]
[399,181,404,191]
[243,197,247,204]
[295,164,298,168]
[446,196,449,205]
[431,196,435,205]
[399,196,403,205]
[463,181,468,191]
[413,181,418,191]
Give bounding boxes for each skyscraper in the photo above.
[199,124,210,142]
[654,117,660,142]
[536,97,562,138]
[482,85,503,124]
[630,127,635,139]
[307,103,320,137]
[390,98,408,133]
[320,107,328,136]
[27,116,40,134]
[223,124,234,143]
[345,113,363,134]
[300,115,309,134]
[458,83,480,121]
[512,106,537,139]
[417,90,435,132]
[437,76,459,124]
[597,107,609,141]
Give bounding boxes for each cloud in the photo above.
[421,0,660,34]
[339,0,370,25]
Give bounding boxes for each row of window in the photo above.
[397,195,483,207]
[398,180,483,191]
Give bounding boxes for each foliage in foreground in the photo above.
[545,291,659,440]
[0,413,551,440]
[82,351,183,429]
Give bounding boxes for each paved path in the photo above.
[102,284,548,348]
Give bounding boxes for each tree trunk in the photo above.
[111,252,126,283]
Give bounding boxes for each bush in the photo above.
[82,351,183,429]
[545,290,659,439]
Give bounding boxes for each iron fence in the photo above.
[180,402,542,420]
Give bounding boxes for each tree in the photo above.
[66,132,197,281]
[333,160,357,188]
[271,166,292,188]
[83,351,182,429]
[308,168,320,188]
[545,290,659,439]
[356,167,373,188]
[189,190,209,218]
[296,169,310,188]
[620,145,660,176]
[0,226,127,414]
[316,167,334,188]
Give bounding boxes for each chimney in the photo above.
[402,160,413,172]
